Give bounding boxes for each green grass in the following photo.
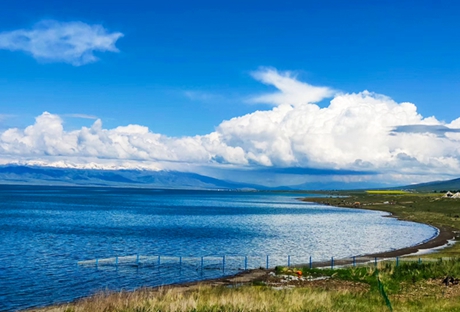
[294,258,460,292]
[269,258,460,311]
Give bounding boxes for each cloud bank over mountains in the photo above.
[0,20,123,65]
[1,68,460,182]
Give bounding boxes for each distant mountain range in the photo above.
[0,165,458,191]
[0,165,388,190]
[402,177,460,192]
[0,165,264,190]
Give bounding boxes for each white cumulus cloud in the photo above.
[1,68,460,183]
[215,90,460,174]
[0,20,123,65]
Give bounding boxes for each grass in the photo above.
[284,258,460,293]
[50,286,388,312]
[37,284,460,312]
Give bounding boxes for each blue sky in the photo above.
[0,0,460,186]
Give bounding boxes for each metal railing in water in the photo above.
[78,254,443,273]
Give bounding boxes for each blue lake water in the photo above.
[0,185,437,311]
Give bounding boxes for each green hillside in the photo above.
[405,177,460,192]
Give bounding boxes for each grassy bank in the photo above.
[28,191,460,312]
[42,286,460,312]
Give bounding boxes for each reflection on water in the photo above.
[0,185,436,311]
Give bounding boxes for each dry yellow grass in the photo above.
[30,285,374,312]
[27,283,460,312]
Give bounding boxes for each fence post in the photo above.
[418,258,421,265]
[288,255,291,267]
[331,257,334,269]
[353,256,356,267]
[245,256,248,271]
[309,256,312,269]
[375,257,377,267]
[396,257,399,267]
[266,255,269,269]
[223,255,226,274]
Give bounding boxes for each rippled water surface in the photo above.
[0,185,436,311]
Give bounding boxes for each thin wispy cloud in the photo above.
[63,114,98,120]
[0,20,123,66]
[249,67,335,106]
[184,91,218,101]
[0,114,14,122]
[184,90,243,108]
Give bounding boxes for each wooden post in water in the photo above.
[201,256,204,272]
[136,254,140,266]
[244,256,248,271]
[222,255,226,275]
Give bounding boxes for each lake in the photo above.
[0,185,437,311]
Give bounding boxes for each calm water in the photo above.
[0,185,436,311]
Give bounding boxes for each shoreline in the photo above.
[299,197,456,259]
[25,195,457,312]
